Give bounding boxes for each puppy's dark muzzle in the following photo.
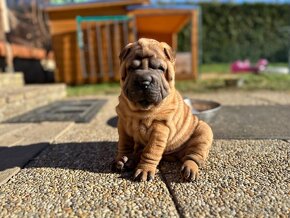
[124,65,167,108]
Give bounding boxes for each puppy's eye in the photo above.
[130,59,141,69]
[158,65,165,72]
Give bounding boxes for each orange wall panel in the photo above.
[137,32,173,47]
[135,15,189,34]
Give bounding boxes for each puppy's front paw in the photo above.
[181,160,199,181]
[133,167,156,182]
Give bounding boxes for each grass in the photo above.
[241,73,290,91]
[176,73,290,93]
[200,63,230,74]
[67,63,290,96]
[67,82,120,97]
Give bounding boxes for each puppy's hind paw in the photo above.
[181,160,199,182]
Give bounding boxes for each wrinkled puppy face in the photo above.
[119,38,175,109]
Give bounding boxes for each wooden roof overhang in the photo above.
[44,0,149,35]
[129,6,198,32]
[128,5,200,80]
[44,0,149,12]
[128,5,199,48]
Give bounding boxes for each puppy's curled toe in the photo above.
[113,156,128,172]
[134,168,156,182]
[181,160,199,182]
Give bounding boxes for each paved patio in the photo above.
[0,91,289,217]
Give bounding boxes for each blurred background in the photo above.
[0,0,290,95]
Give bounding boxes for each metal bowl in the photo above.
[184,98,222,123]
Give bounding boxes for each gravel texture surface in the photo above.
[0,96,179,217]
[0,141,178,217]
[161,139,290,217]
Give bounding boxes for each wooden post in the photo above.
[101,23,109,82]
[191,10,199,80]
[113,21,121,81]
[0,0,14,72]
[172,33,178,52]
[96,24,104,81]
[106,23,114,80]
[122,20,129,45]
[77,19,87,83]
[63,34,73,84]
[128,16,137,43]
[87,22,97,83]
[51,35,62,82]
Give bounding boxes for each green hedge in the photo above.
[178,4,290,63]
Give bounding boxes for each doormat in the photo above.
[210,105,290,140]
[4,99,107,123]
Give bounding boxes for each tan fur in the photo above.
[115,38,213,181]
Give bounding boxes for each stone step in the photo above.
[0,73,24,88]
[0,84,66,122]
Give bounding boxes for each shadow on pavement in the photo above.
[1,141,186,181]
[0,141,118,174]
[107,116,118,128]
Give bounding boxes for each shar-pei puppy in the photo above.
[114,38,213,182]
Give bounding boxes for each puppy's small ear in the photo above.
[119,43,133,63]
[161,42,175,63]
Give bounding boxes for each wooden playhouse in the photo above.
[44,1,200,85]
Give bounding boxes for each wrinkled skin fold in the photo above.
[114,38,213,182]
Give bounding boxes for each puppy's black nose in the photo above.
[141,80,151,88]
[138,75,152,89]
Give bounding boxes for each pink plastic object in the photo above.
[231,59,268,74]
[255,59,268,72]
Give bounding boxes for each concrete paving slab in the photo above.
[0,124,27,138]
[249,91,290,105]
[0,125,32,147]
[0,168,20,186]
[0,141,178,217]
[210,105,290,139]
[0,123,73,147]
[0,122,73,186]
[0,97,5,107]
[160,140,289,217]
